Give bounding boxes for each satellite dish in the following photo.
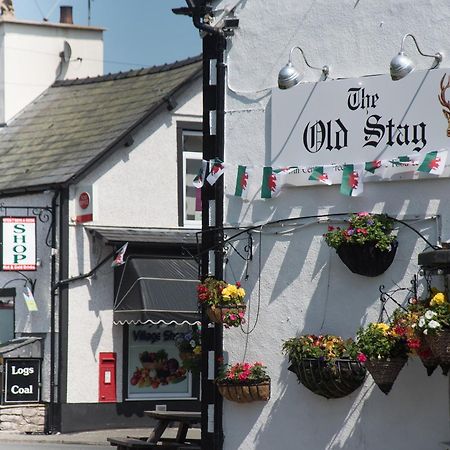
[60,41,72,63]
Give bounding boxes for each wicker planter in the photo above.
[417,340,440,376]
[364,357,407,395]
[206,304,246,325]
[336,241,398,277]
[217,379,271,403]
[425,329,450,375]
[287,359,366,399]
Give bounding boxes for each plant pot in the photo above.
[287,359,366,399]
[424,329,450,375]
[364,357,407,394]
[206,304,246,325]
[336,241,398,277]
[217,379,271,403]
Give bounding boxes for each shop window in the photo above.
[177,122,202,227]
[0,289,15,344]
[126,323,199,400]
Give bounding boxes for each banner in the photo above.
[2,217,36,271]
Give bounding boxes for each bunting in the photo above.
[309,166,332,185]
[417,150,447,175]
[340,164,364,197]
[206,159,225,186]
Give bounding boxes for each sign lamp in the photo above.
[278,46,329,89]
[390,33,442,81]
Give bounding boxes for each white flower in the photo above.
[425,310,437,320]
[423,329,428,335]
[428,320,441,329]
[190,340,196,348]
[418,317,426,328]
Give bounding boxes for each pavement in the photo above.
[0,427,200,446]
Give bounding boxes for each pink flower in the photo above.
[229,314,237,321]
[357,353,367,363]
[357,212,369,217]
[238,311,245,318]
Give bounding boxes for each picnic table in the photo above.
[107,410,201,450]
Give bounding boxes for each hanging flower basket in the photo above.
[206,304,246,326]
[287,359,366,399]
[424,329,450,375]
[417,340,440,376]
[364,357,407,394]
[217,379,271,403]
[336,241,398,277]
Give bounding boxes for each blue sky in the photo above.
[14,0,201,73]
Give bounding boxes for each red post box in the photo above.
[99,352,116,403]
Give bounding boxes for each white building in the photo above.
[195,1,450,449]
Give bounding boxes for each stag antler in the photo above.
[438,74,450,110]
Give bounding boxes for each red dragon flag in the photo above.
[364,160,382,174]
[206,159,225,185]
[417,150,448,175]
[340,164,364,197]
[308,166,332,185]
[234,165,250,198]
[111,242,128,267]
[192,159,208,188]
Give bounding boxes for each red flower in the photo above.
[407,338,421,350]
[328,226,334,231]
[357,353,367,363]
[236,281,241,287]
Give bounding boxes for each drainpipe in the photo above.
[186,2,226,449]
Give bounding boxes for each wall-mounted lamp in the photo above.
[390,34,442,81]
[278,46,329,90]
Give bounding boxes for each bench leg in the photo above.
[176,422,189,442]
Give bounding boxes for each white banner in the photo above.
[2,217,36,271]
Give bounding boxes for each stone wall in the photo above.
[0,404,46,433]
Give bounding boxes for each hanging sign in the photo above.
[1,217,37,271]
[4,358,41,403]
[271,68,450,175]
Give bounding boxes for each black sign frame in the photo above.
[3,358,41,404]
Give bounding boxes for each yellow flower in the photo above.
[430,292,447,306]
[237,287,246,298]
[193,345,202,355]
[374,323,390,334]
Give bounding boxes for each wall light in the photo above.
[278,46,329,90]
[390,34,442,81]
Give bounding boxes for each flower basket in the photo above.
[424,329,450,375]
[287,359,366,399]
[336,241,398,277]
[207,304,246,325]
[364,357,407,394]
[217,379,271,403]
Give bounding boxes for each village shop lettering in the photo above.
[302,87,427,153]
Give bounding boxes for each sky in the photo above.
[14,0,202,74]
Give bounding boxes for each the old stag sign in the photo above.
[4,358,41,403]
[1,217,37,271]
[272,68,450,169]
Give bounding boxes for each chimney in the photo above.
[60,6,73,24]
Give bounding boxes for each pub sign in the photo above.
[1,217,37,271]
[4,358,41,403]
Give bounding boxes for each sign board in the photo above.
[1,217,36,271]
[271,68,450,173]
[75,185,93,223]
[4,358,41,403]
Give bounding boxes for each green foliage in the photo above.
[282,335,356,365]
[323,212,396,252]
[354,323,409,360]
[216,362,269,385]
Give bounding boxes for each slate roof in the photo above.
[0,55,202,193]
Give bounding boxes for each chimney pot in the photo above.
[60,6,73,24]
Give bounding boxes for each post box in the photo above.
[99,352,116,403]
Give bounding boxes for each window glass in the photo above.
[127,323,196,400]
[0,298,14,344]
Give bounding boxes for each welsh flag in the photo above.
[206,159,225,186]
[112,242,128,267]
[340,164,364,197]
[234,165,250,198]
[389,155,419,166]
[365,160,382,174]
[417,150,448,175]
[193,160,208,188]
[308,166,332,185]
[261,167,283,199]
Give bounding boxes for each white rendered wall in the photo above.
[216,0,450,449]
[65,80,202,403]
[2,18,103,124]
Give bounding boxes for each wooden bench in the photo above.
[107,437,200,450]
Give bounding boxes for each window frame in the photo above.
[177,121,203,228]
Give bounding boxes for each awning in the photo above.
[113,257,200,325]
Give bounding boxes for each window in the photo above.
[126,323,196,400]
[0,288,15,344]
[177,122,202,227]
